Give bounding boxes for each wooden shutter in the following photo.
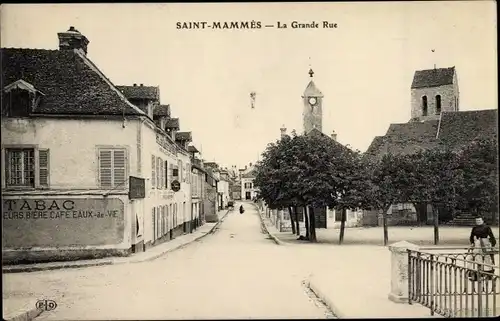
[156,157,161,189]
[152,208,156,240]
[159,158,164,189]
[38,149,50,187]
[99,150,113,188]
[169,163,174,188]
[165,160,169,188]
[151,155,156,189]
[113,149,126,188]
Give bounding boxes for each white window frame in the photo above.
[2,145,50,190]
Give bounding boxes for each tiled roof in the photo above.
[366,120,440,159]
[116,85,159,100]
[437,109,498,151]
[365,136,385,156]
[241,170,256,178]
[187,145,199,153]
[153,104,170,117]
[166,118,179,129]
[366,109,498,159]
[411,67,455,89]
[1,48,143,115]
[303,80,324,97]
[175,131,192,142]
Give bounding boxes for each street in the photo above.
[3,202,331,320]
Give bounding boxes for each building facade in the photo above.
[364,66,498,226]
[1,27,198,263]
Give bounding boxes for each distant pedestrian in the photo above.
[468,217,497,280]
[239,205,244,214]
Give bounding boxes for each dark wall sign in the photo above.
[171,180,181,192]
[129,176,145,199]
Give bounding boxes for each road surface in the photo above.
[3,202,330,320]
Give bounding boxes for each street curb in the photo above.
[141,209,231,262]
[4,305,44,321]
[306,276,344,319]
[251,203,285,246]
[3,210,231,273]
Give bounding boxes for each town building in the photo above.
[1,26,198,263]
[240,163,258,200]
[217,169,230,210]
[202,163,219,222]
[363,66,498,226]
[286,69,362,228]
[188,145,204,227]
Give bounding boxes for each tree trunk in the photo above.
[304,206,310,240]
[433,205,440,245]
[308,206,317,242]
[339,208,347,245]
[294,206,300,235]
[383,206,390,246]
[288,206,296,234]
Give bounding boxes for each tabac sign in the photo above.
[2,198,125,248]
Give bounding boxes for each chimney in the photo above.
[280,124,287,138]
[140,84,144,87]
[331,130,337,141]
[245,165,247,170]
[249,162,252,167]
[133,84,137,86]
[58,26,89,55]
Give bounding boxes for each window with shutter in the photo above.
[38,149,50,187]
[156,157,161,189]
[99,150,113,188]
[99,148,126,189]
[159,157,164,189]
[113,149,126,187]
[164,160,169,188]
[152,207,156,240]
[151,155,156,189]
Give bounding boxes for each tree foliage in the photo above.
[254,131,370,242]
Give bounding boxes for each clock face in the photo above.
[308,97,317,106]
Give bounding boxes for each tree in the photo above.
[406,149,462,245]
[364,153,416,246]
[333,149,371,244]
[255,131,363,243]
[455,138,499,224]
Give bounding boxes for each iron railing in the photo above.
[408,247,500,317]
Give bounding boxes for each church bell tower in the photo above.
[302,68,324,134]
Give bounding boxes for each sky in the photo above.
[1,2,497,169]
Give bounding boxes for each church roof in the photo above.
[303,80,324,97]
[411,67,455,89]
[437,109,497,151]
[365,109,498,159]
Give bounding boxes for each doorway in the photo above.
[245,192,251,200]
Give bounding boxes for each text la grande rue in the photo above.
[278,21,338,29]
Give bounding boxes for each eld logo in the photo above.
[36,300,57,311]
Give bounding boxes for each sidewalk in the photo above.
[254,205,450,318]
[306,246,443,318]
[3,210,230,274]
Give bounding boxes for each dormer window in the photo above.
[2,79,44,117]
[435,95,441,115]
[421,95,428,116]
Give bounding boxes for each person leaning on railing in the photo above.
[469,217,497,278]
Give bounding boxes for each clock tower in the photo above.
[302,68,324,134]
